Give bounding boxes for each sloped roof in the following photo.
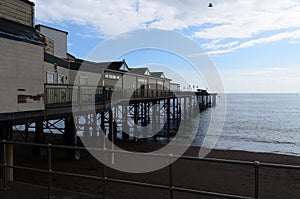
[21,0,35,6]
[70,59,105,74]
[151,72,165,79]
[98,61,129,72]
[0,17,44,45]
[129,67,151,76]
[44,53,69,68]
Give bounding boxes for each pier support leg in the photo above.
[100,112,106,148]
[134,103,139,140]
[25,123,29,142]
[108,110,113,141]
[33,121,44,156]
[152,101,157,140]
[167,99,171,134]
[83,115,90,139]
[122,105,129,140]
[64,117,78,160]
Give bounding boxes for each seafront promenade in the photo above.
[1,140,300,199]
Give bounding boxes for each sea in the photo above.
[193,93,300,157]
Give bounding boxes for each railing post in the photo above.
[103,147,107,199]
[254,161,260,199]
[78,85,81,106]
[48,143,52,199]
[2,140,7,190]
[44,84,47,108]
[168,154,174,199]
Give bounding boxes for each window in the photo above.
[46,71,54,84]
[58,74,64,84]
[105,73,120,80]
[138,78,147,83]
[79,76,88,85]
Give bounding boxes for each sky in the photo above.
[32,0,300,93]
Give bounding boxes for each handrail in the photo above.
[44,84,213,108]
[1,140,300,199]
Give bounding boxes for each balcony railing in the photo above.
[44,84,200,108]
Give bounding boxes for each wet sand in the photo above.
[9,141,300,199]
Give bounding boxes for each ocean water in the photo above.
[193,93,300,156]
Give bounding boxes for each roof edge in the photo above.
[35,24,68,35]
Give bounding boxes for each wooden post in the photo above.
[108,110,113,141]
[134,103,139,140]
[92,113,98,147]
[83,115,90,139]
[122,105,129,140]
[183,97,187,119]
[33,121,44,156]
[0,122,14,182]
[167,99,170,133]
[100,112,106,149]
[64,117,78,160]
[25,123,29,142]
[6,143,13,182]
[152,101,157,140]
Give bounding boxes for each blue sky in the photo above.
[32,0,300,93]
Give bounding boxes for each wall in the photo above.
[37,26,67,58]
[0,0,34,27]
[44,62,69,84]
[0,37,44,114]
[69,70,103,86]
[122,73,136,90]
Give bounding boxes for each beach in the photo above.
[9,141,300,199]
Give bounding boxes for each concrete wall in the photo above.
[148,78,157,90]
[170,83,180,91]
[44,62,69,84]
[37,26,67,58]
[164,80,170,90]
[0,37,44,114]
[123,73,136,90]
[0,0,34,27]
[69,70,103,86]
[104,71,123,89]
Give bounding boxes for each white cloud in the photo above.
[219,66,300,93]
[32,0,300,53]
[204,28,300,55]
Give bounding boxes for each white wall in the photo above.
[0,37,44,113]
[37,26,67,59]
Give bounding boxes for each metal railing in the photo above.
[2,140,298,199]
[44,84,205,108]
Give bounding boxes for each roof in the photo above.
[70,59,105,74]
[35,24,68,35]
[71,58,130,73]
[44,53,69,68]
[0,17,45,46]
[20,0,35,6]
[151,72,165,79]
[129,68,151,76]
[97,61,129,72]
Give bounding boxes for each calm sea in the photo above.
[193,93,300,156]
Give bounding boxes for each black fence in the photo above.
[2,140,297,199]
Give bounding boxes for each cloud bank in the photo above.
[33,0,300,54]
